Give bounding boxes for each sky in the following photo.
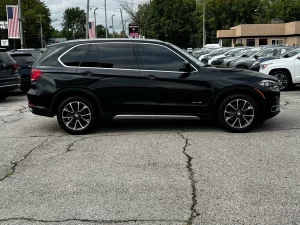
[45,0,148,33]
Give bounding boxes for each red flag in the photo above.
[6,5,20,39]
[88,22,95,39]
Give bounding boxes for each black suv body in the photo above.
[28,39,280,134]
[0,49,20,100]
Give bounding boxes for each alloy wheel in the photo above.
[224,99,255,129]
[274,73,288,90]
[61,101,92,131]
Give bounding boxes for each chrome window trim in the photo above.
[58,42,198,73]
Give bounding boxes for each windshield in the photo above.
[169,43,205,67]
[280,48,300,58]
[225,48,243,56]
[245,49,261,57]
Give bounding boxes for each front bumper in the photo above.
[262,91,280,121]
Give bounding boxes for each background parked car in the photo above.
[223,48,262,67]
[250,47,299,71]
[260,48,300,90]
[9,49,44,60]
[200,47,232,65]
[0,49,21,101]
[192,48,216,58]
[8,52,35,93]
[211,48,248,66]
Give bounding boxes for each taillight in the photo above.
[12,64,20,73]
[31,69,43,81]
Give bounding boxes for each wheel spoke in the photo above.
[79,106,88,113]
[228,103,237,110]
[225,115,235,121]
[62,101,91,131]
[77,119,84,129]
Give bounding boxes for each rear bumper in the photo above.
[0,76,21,92]
[28,104,53,117]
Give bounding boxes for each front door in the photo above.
[135,43,207,115]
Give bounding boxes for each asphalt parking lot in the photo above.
[1,89,300,225]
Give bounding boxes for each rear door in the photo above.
[76,42,142,114]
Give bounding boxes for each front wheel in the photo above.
[57,96,97,135]
[218,94,259,132]
[271,70,292,91]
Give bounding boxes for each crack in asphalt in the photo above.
[49,137,89,160]
[178,132,200,224]
[0,218,187,224]
[0,137,50,182]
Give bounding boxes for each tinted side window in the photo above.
[98,43,137,69]
[137,44,184,71]
[61,44,89,66]
[81,44,98,67]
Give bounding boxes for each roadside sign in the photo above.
[129,23,139,38]
[1,39,8,46]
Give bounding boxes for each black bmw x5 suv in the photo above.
[28,39,280,134]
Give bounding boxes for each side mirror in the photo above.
[254,55,259,59]
[180,62,192,72]
[242,54,247,57]
[297,56,300,60]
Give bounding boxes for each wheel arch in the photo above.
[51,88,102,116]
[212,86,265,119]
[269,68,294,83]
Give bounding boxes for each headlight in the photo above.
[261,63,272,70]
[258,80,279,91]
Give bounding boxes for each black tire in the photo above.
[57,96,97,135]
[270,70,292,91]
[0,92,9,101]
[236,65,248,69]
[20,87,30,93]
[217,93,259,132]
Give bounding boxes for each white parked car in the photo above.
[259,48,300,90]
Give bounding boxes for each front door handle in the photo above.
[146,75,158,80]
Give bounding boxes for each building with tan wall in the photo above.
[217,21,300,47]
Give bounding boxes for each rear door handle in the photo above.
[146,75,158,80]
[81,71,95,76]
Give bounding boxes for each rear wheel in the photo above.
[218,94,259,132]
[271,70,292,91]
[57,96,97,135]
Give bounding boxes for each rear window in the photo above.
[11,55,35,64]
[0,52,15,64]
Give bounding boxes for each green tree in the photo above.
[51,29,64,38]
[61,7,86,40]
[0,0,53,48]
[96,24,110,38]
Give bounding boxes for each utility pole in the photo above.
[120,9,125,37]
[111,15,115,38]
[18,0,24,48]
[86,0,89,39]
[104,0,108,38]
[203,0,206,47]
[94,8,98,38]
[39,14,43,48]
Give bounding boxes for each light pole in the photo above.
[203,0,206,47]
[104,0,108,38]
[39,14,43,48]
[18,0,24,48]
[111,15,115,38]
[94,7,98,38]
[86,0,90,39]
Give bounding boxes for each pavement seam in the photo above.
[178,131,200,224]
[0,218,187,224]
[0,137,50,182]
